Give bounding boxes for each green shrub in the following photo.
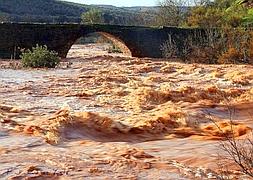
[21,45,60,68]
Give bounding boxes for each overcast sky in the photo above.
[64,0,158,7]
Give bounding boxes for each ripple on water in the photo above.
[0,44,252,179]
[0,69,77,84]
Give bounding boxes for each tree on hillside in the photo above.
[155,0,190,27]
[81,8,103,24]
[187,0,252,27]
[156,0,252,27]
[187,1,225,27]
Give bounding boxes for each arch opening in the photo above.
[66,32,132,58]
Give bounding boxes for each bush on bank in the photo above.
[161,28,253,64]
[21,45,60,68]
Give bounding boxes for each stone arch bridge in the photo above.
[0,23,205,59]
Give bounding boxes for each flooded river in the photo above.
[0,44,252,179]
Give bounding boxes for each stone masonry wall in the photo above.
[0,23,205,59]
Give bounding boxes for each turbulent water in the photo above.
[0,44,252,179]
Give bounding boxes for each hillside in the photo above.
[0,0,157,25]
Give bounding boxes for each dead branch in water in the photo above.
[206,101,253,179]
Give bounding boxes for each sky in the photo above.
[65,0,158,7]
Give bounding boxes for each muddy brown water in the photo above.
[0,44,252,179]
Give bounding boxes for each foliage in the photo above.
[161,34,178,58]
[186,0,252,28]
[21,45,60,68]
[0,0,156,26]
[0,0,88,23]
[217,29,253,64]
[156,0,189,26]
[161,28,253,64]
[158,0,253,64]
[81,8,103,24]
[157,0,252,28]
[161,33,195,61]
[187,6,225,27]
[243,8,253,26]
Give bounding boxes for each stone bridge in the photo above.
[0,23,205,59]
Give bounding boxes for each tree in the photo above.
[187,4,225,27]
[81,8,103,24]
[187,0,252,28]
[155,0,190,27]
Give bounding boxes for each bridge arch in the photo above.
[97,32,132,56]
[64,31,133,58]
